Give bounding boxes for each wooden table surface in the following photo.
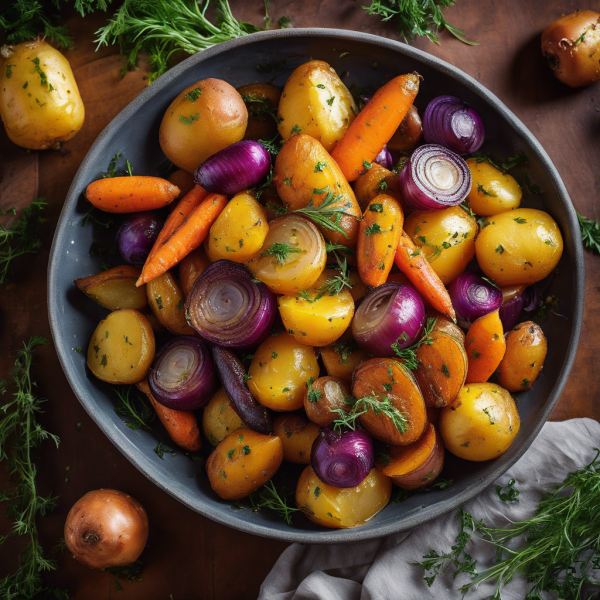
[1,1,599,598]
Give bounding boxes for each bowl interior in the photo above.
[48,29,584,544]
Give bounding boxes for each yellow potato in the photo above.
[439,383,520,461]
[146,272,195,336]
[352,163,402,210]
[475,208,563,286]
[404,206,478,284]
[87,309,155,384]
[248,332,319,411]
[74,266,147,311]
[202,387,244,446]
[159,79,247,173]
[466,159,522,216]
[296,466,391,529]
[273,414,320,464]
[207,192,268,263]
[0,40,84,150]
[237,82,281,141]
[206,429,283,500]
[277,60,356,153]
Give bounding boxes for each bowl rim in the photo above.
[48,27,585,544]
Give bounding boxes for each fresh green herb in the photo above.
[471,349,480,358]
[495,244,504,254]
[495,478,520,503]
[459,201,475,218]
[363,0,477,45]
[332,392,408,434]
[155,295,164,310]
[227,448,235,459]
[72,347,82,353]
[363,159,372,170]
[314,486,321,499]
[383,383,393,392]
[476,184,496,197]
[184,87,202,102]
[178,112,199,125]
[113,385,155,430]
[514,217,527,224]
[31,57,48,86]
[0,337,68,599]
[249,480,299,525]
[533,294,560,325]
[290,123,302,135]
[521,377,530,388]
[333,338,358,364]
[260,242,303,265]
[325,241,355,256]
[154,442,172,460]
[0,198,47,284]
[379,179,389,191]
[365,222,392,236]
[482,407,495,424]
[82,207,114,229]
[272,351,278,359]
[5,63,14,78]
[441,364,450,378]
[391,317,437,370]
[284,177,291,186]
[326,96,335,106]
[471,151,528,173]
[104,560,145,583]
[481,276,500,290]
[369,203,383,212]
[339,51,350,58]
[102,152,133,178]
[316,83,326,89]
[416,235,443,262]
[519,174,542,195]
[293,187,356,238]
[306,377,322,403]
[314,161,327,172]
[258,133,282,157]
[577,212,600,254]
[242,373,251,382]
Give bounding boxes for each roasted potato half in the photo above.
[75,266,147,311]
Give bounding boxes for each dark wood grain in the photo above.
[0,1,598,598]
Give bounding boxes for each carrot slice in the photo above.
[394,232,456,321]
[85,176,180,213]
[137,193,227,286]
[136,379,201,451]
[147,184,209,264]
[465,310,506,384]
[331,74,420,182]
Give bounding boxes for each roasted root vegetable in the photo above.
[146,271,194,336]
[465,158,522,216]
[87,309,155,384]
[238,82,281,141]
[136,379,201,451]
[404,206,478,285]
[296,466,391,529]
[206,191,268,263]
[85,177,179,214]
[386,104,423,152]
[357,194,403,287]
[247,332,320,411]
[304,376,351,427]
[331,73,420,182]
[273,134,362,247]
[206,429,283,500]
[75,266,147,311]
[352,358,427,446]
[377,423,444,489]
[179,246,211,298]
[497,321,547,392]
[202,387,244,446]
[475,208,563,286]
[439,383,520,461]
[277,60,357,153]
[352,163,402,210]
[320,338,369,385]
[273,413,320,464]
[159,78,248,173]
[465,310,506,384]
[541,10,600,88]
[168,169,195,198]
[0,40,84,150]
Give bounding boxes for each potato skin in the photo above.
[387,104,423,153]
[0,40,84,149]
[146,271,195,336]
[202,387,244,446]
[466,159,522,216]
[541,10,600,88]
[439,383,520,461]
[206,429,283,500]
[497,321,547,392]
[238,82,281,141]
[320,338,369,385]
[296,466,391,529]
[87,309,155,384]
[304,376,351,427]
[273,413,320,464]
[475,208,563,286]
[277,60,356,153]
[352,163,402,210]
[159,79,247,173]
[74,266,147,311]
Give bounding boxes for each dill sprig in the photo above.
[391,317,437,370]
[0,336,69,599]
[258,133,283,157]
[362,0,477,46]
[332,392,408,434]
[470,151,528,174]
[299,256,354,302]
[325,241,355,256]
[112,385,155,430]
[249,480,300,525]
[577,212,600,255]
[0,198,47,285]
[260,242,303,265]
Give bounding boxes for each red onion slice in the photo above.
[448,272,503,328]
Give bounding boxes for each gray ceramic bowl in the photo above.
[48,28,584,544]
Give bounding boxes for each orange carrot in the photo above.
[146,184,209,264]
[465,310,506,384]
[137,193,227,286]
[85,176,180,213]
[136,379,201,451]
[357,194,403,287]
[394,232,456,321]
[331,74,420,183]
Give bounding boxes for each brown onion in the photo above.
[64,489,148,569]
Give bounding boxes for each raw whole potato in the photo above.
[146,271,195,336]
[206,429,283,500]
[465,159,522,216]
[296,466,391,529]
[0,40,84,150]
[237,82,281,141]
[74,266,147,311]
[159,79,247,173]
[273,413,320,464]
[87,309,155,384]
[277,60,356,153]
[202,387,244,446]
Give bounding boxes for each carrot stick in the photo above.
[146,184,209,264]
[136,379,202,452]
[464,310,506,384]
[331,74,420,183]
[85,176,180,213]
[137,193,227,286]
[394,232,456,321]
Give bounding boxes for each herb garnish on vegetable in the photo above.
[332,392,408,434]
[391,317,437,370]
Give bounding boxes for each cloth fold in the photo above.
[259,418,600,600]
